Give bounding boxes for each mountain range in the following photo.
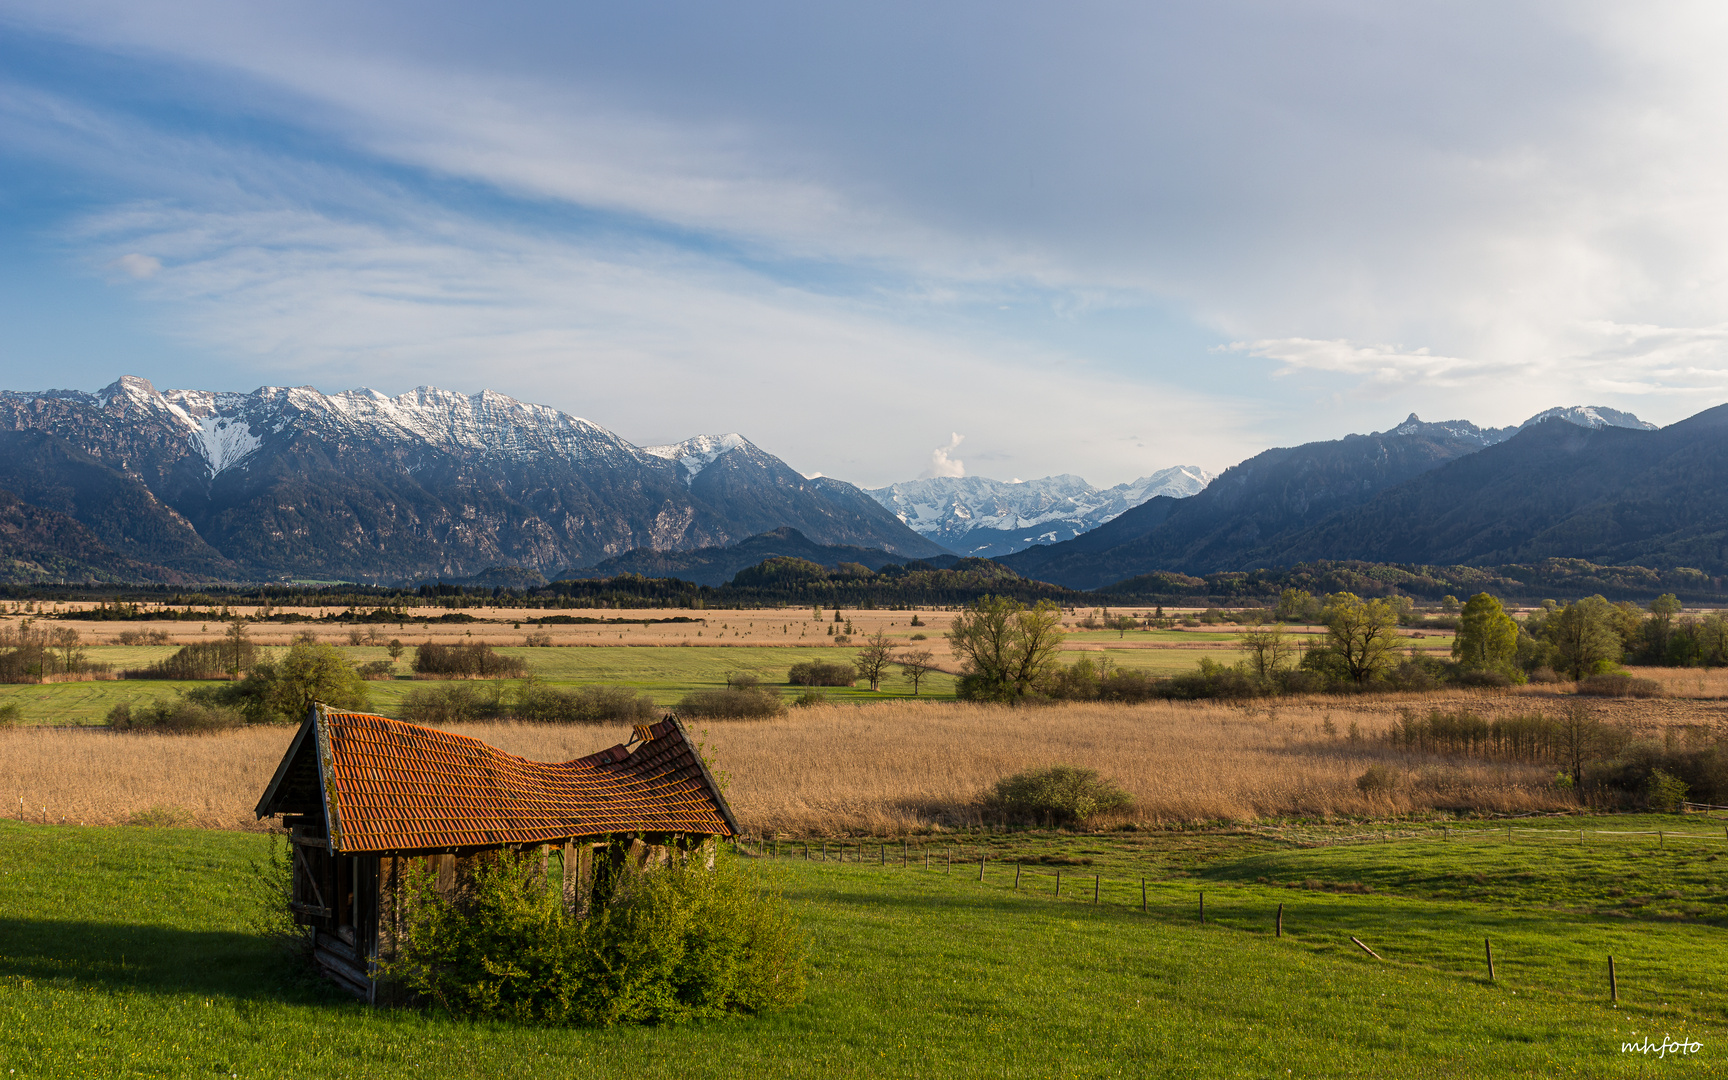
[865,467,1213,558]
[1000,405,1709,589]
[0,377,943,583]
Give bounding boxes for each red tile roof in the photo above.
[259,708,736,853]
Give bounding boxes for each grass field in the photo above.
[1,818,1722,1077]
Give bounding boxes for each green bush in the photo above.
[356,660,397,680]
[414,642,529,678]
[787,661,855,687]
[514,683,659,725]
[383,847,806,1025]
[186,639,372,723]
[123,640,258,680]
[676,686,787,720]
[1577,673,1663,698]
[790,689,826,708]
[985,765,1133,826]
[1355,764,1397,795]
[1647,768,1690,812]
[0,702,19,727]
[400,683,498,726]
[107,697,244,734]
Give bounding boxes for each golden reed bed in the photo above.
[15,687,1719,835]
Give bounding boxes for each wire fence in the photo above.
[728,824,1720,1004]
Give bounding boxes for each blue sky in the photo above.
[2,1,1726,488]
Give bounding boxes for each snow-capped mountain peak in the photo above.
[642,433,750,484]
[1520,405,1657,431]
[867,466,1213,557]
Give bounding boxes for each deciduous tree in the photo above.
[853,630,897,691]
[1452,592,1518,675]
[947,595,1065,701]
[1321,593,1400,685]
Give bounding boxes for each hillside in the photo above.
[1263,407,1728,572]
[555,527,961,586]
[1000,414,1513,588]
[1002,405,1715,589]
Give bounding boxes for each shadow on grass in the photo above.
[0,916,340,1004]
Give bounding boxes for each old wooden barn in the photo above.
[255,705,738,997]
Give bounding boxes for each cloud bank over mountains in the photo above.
[0,1,1726,488]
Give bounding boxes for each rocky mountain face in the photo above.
[999,407,1666,589]
[0,377,943,583]
[867,466,1213,558]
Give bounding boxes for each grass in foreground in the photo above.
[1,820,1723,1077]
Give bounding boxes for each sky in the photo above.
[2,2,1727,489]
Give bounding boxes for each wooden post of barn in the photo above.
[562,841,594,918]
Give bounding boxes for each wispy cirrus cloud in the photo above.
[1224,338,1496,388]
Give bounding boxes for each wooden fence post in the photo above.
[1055,870,1062,897]
[1093,875,1100,904]
[1484,937,1495,982]
[1141,877,1147,913]
[1200,891,1205,924]
[880,843,885,865]
[1276,903,1284,938]
[1609,955,1618,1002]
[1014,864,1021,890]
[979,856,985,882]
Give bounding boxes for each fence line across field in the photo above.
[732,832,1652,1004]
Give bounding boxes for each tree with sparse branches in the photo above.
[1236,623,1294,679]
[897,649,935,695]
[854,630,897,691]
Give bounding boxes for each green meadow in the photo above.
[0,645,962,724]
[1,817,1722,1077]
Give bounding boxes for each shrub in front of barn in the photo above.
[382,848,807,1025]
[675,685,787,719]
[985,765,1134,827]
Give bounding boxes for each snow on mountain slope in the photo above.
[868,467,1213,556]
[642,433,749,483]
[1519,405,1658,431]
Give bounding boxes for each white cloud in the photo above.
[1226,339,1496,387]
[922,433,965,479]
[112,252,160,278]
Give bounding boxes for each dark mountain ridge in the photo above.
[1002,406,1724,588]
[557,526,962,586]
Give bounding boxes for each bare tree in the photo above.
[898,649,936,695]
[1236,624,1294,679]
[854,630,898,691]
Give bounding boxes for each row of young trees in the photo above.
[938,587,1719,702]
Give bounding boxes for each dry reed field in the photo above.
[15,692,1710,836]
